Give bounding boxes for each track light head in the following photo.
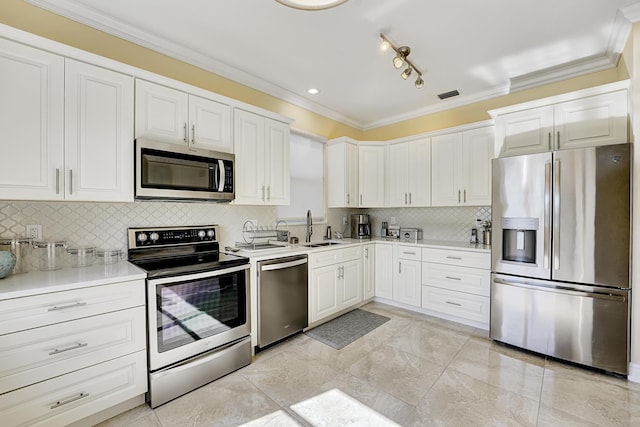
[401,67,412,80]
[392,55,404,69]
[414,76,424,88]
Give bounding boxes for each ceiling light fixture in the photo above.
[275,0,348,10]
[307,88,319,94]
[379,33,424,89]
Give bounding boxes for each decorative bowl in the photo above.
[0,251,16,279]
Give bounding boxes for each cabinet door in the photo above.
[64,60,134,202]
[387,143,409,207]
[135,79,188,144]
[394,258,421,307]
[310,265,339,323]
[408,138,431,206]
[346,142,359,207]
[462,126,493,206]
[358,145,385,207]
[327,141,358,208]
[431,133,463,206]
[188,94,232,152]
[0,39,64,200]
[233,109,265,204]
[554,90,628,151]
[264,119,290,205]
[341,259,362,308]
[374,244,393,299]
[363,244,375,300]
[495,106,554,157]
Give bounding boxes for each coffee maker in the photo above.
[350,214,371,239]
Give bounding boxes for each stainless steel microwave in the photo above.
[135,138,234,202]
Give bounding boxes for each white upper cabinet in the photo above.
[0,39,64,200]
[65,60,134,202]
[431,126,493,207]
[492,83,629,157]
[387,138,431,207]
[135,79,232,153]
[358,144,385,207]
[327,139,359,208]
[233,109,290,205]
[0,39,134,202]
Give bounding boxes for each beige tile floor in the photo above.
[98,302,640,427]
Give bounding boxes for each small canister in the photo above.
[0,237,32,274]
[95,248,124,264]
[66,246,96,268]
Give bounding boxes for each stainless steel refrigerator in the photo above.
[491,143,631,375]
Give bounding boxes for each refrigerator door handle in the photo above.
[493,276,627,302]
[553,159,561,271]
[544,161,551,270]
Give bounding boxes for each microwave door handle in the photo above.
[216,160,224,191]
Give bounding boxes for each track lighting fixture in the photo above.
[379,33,424,89]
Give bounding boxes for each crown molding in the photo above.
[622,2,640,23]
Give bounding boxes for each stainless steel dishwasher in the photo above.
[257,255,308,349]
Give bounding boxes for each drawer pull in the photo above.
[49,342,88,356]
[50,392,90,409]
[445,301,462,306]
[47,301,87,311]
[446,256,462,260]
[445,276,462,281]
[402,251,417,255]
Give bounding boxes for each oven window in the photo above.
[142,149,213,191]
[155,271,246,353]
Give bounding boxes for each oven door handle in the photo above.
[260,258,307,271]
[148,263,249,286]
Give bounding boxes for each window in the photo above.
[276,131,325,223]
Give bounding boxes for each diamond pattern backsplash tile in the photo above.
[0,200,488,271]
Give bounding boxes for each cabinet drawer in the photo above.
[0,306,146,394]
[0,280,145,336]
[397,245,421,261]
[421,286,489,325]
[311,245,361,268]
[0,351,146,427]
[422,263,490,297]
[421,248,490,269]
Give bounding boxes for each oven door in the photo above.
[147,264,250,371]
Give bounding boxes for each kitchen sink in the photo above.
[301,241,346,248]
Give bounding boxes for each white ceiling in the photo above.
[27,0,640,130]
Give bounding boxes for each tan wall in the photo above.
[0,0,629,142]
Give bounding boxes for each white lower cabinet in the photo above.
[362,243,375,300]
[309,246,362,324]
[0,279,147,426]
[392,245,421,307]
[374,243,393,300]
[421,248,490,328]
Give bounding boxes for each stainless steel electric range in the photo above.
[127,225,251,408]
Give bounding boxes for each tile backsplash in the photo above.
[0,200,489,271]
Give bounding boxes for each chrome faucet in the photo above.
[305,209,313,242]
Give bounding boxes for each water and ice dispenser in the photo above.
[500,217,538,264]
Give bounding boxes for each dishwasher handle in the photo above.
[260,257,307,272]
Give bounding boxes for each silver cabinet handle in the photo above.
[445,301,462,306]
[399,261,402,274]
[556,131,560,150]
[402,251,416,256]
[463,189,466,203]
[262,185,265,201]
[458,190,461,203]
[347,193,350,204]
[68,170,73,195]
[445,276,461,281]
[409,192,412,204]
[365,248,369,259]
[55,168,60,194]
[405,193,408,204]
[191,124,195,143]
[548,132,552,150]
[446,256,462,260]
[360,194,362,205]
[543,161,551,269]
[48,301,87,311]
[183,123,188,143]
[553,159,561,270]
[49,342,88,356]
[50,392,89,410]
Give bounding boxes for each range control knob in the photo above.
[207,229,215,238]
[137,233,148,243]
[198,230,206,239]
[150,232,160,242]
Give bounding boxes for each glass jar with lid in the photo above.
[66,246,96,268]
[33,240,67,271]
[0,237,32,274]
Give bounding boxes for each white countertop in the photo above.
[228,237,490,260]
[0,261,147,301]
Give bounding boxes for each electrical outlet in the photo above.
[390,217,397,225]
[342,216,348,225]
[26,224,42,240]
